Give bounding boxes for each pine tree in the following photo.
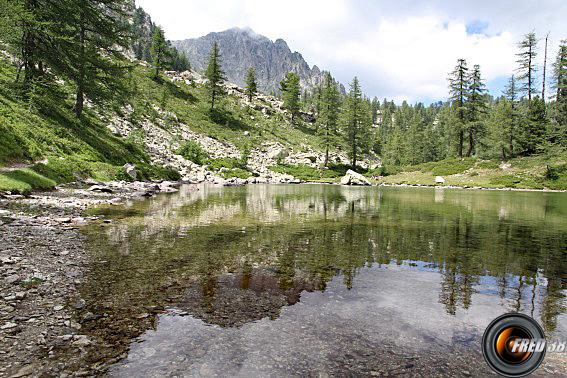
[488,98,515,160]
[150,26,169,80]
[245,67,257,103]
[171,48,190,72]
[204,41,226,111]
[551,40,567,144]
[516,32,538,101]
[342,77,370,170]
[465,64,487,156]
[279,72,300,122]
[317,73,340,166]
[519,96,547,154]
[448,59,469,158]
[503,76,520,156]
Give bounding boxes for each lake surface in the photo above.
[81,184,567,376]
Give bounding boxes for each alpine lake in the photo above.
[76,184,566,376]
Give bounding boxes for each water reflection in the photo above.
[79,184,567,371]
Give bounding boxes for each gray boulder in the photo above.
[123,164,137,180]
[340,169,371,186]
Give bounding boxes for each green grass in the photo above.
[379,154,567,190]
[269,163,349,181]
[0,168,56,191]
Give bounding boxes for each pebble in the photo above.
[53,305,64,311]
[1,322,17,330]
[5,275,20,285]
[15,292,27,300]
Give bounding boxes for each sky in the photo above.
[136,0,567,104]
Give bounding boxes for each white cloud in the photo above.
[135,0,567,103]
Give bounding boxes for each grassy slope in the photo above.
[374,154,567,190]
[0,57,325,191]
[125,65,324,152]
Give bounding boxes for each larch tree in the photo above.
[465,64,487,157]
[279,72,300,122]
[204,41,226,111]
[448,58,469,158]
[245,67,257,103]
[67,0,131,118]
[150,26,169,80]
[317,72,340,166]
[342,77,370,170]
[516,32,538,101]
[552,40,567,143]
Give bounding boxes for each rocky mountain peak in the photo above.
[172,28,338,95]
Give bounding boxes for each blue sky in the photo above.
[136,0,567,104]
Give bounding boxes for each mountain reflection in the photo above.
[79,184,566,364]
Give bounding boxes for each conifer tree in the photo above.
[317,73,340,166]
[465,65,487,156]
[552,40,567,142]
[342,77,370,170]
[55,0,131,118]
[503,76,520,156]
[516,32,538,101]
[448,58,469,158]
[205,41,226,111]
[279,72,300,122]
[151,26,169,80]
[245,67,257,103]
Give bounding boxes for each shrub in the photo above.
[476,160,500,170]
[489,175,523,188]
[269,164,320,181]
[176,140,209,165]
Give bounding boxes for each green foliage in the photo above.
[341,77,371,169]
[476,160,501,169]
[279,72,300,120]
[151,26,171,79]
[245,67,257,102]
[205,42,226,110]
[489,175,534,188]
[270,164,320,181]
[317,73,341,166]
[516,32,539,100]
[176,140,209,165]
[0,168,56,191]
[221,168,250,179]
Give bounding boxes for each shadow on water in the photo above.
[76,184,567,372]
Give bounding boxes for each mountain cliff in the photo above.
[172,28,340,95]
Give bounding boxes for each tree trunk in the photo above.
[74,18,86,119]
[210,90,215,111]
[466,128,474,157]
[458,130,464,158]
[542,34,548,102]
[324,145,329,167]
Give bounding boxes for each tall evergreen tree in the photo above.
[342,77,370,170]
[519,96,547,154]
[448,58,469,158]
[516,32,538,101]
[317,73,340,166]
[501,76,520,157]
[279,72,300,122]
[170,47,190,72]
[204,41,226,111]
[55,0,131,118]
[552,40,567,143]
[150,26,169,80]
[245,67,257,103]
[465,64,487,156]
